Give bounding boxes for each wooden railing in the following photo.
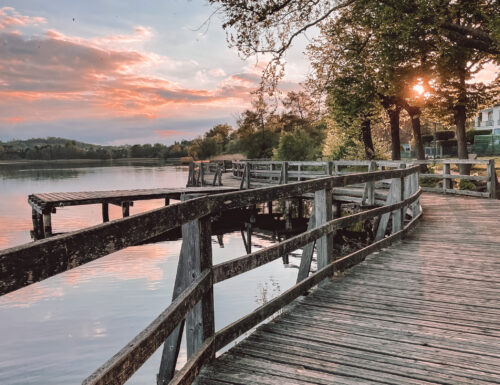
[0,165,422,385]
[234,159,498,199]
[186,161,226,187]
[413,159,498,199]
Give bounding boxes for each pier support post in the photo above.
[121,202,130,217]
[42,212,52,237]
[31,208,44,239]
[102,203,109,222]
[164,198,170,206]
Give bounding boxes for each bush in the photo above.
[419,176,438,188]
[459,179,476,191]
[435,130,455,141]
[421,134,434,145]
[273,129,319,161]
[466,129,492,144]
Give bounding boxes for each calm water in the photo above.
[0,160,299,384]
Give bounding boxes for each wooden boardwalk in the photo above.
[195,193,500,385]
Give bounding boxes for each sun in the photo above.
[413,84,425,95]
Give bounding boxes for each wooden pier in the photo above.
[195,193,500,384]
[28,185,237,239]
[1,159,499,384]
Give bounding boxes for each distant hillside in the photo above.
[0,137,191,160]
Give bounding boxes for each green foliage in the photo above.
[273,129,320,161]
[0,137,190,160]
[435,131,455,141]
[466,129,492,144]
[419,176,438,188]
[459,179,476,191]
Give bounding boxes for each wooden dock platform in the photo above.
[195,193,500,385]
[28,186,238,238]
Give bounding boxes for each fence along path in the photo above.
[0,165,421,384]
[196,193,500,384]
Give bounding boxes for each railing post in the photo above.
[245,162,250,189]
[157,199,214,385]
[362,161,376,206]
[187,162,194,187]
[186,216,214,358]
[297,202,315,283]
[283,162,289,184]
[391,164,405,233]
[327,161,333,176]
[443,162,451,192]
[200,163,205,186]
[487,159,497,199]
[315,188,333,273]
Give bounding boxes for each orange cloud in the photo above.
[155,129,194,137]
[0,8,259,126]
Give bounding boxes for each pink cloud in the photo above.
[0,7,46,30]
[0,9,257,124]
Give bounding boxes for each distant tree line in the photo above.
[0,137,192,161]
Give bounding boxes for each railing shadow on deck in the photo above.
[0,165,422,385]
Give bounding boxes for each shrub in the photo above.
[459,179,476,191]
[421,134,434,145]
[419,176,438,188]
[466,129,492,144]
[435,130,455,141]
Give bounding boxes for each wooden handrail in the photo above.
[212,187,422,283]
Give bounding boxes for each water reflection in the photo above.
[0,161,299,385]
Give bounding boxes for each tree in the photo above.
[273,129,319,160]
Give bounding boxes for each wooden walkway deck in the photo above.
[195,193,500,385]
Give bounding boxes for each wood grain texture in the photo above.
[196,193,500,385]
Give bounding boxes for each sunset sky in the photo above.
[0,2,498,146]
[0,1,306,145]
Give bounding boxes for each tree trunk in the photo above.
[405,106,425,160]
[454,67,470,175]
[360,119,375,160]
[387,106,401,160]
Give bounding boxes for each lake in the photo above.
[0,160,300,384]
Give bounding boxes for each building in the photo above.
[474,104,500,132]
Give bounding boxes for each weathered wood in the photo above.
[487,159,497,199]
[362,161,376,206]
[212,188,422,283]
[121,202,130,217]
[82,270,212,385]
[31,208,43,239]
[3,166,419,296]
[186,216,214,358]
[102,203,109,222]
[42,213,52,237]
[213,209,422,353]
[374,182,397,241]
[296,204,315,283]
[315,189,333,273]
